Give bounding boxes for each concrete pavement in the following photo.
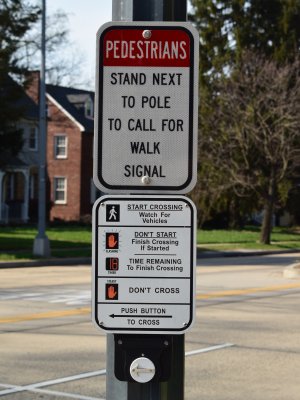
[1,253,300,399]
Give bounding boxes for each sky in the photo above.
[47,0,113,88]
[45,1,192,89]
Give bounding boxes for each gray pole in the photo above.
[106,2,187,399]
[112,0,187,21]
[33,0,50,257]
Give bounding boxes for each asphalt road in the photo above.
[0,252,300,400]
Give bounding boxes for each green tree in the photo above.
[190,0,300,80]
[0,0,39,168]
[190,0,300,242]
[0,0,39,75]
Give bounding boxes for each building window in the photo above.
[85,97,94,118]
[54,135,67,159]
[54,177,67,204]
[29,127,38,151]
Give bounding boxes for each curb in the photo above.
[0,257,91,269]
[196,248,300,259]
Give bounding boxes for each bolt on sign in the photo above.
[94,22,199,193]
[92,195,196,334]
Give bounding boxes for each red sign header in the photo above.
[102,28,191,67]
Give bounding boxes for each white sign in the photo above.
[94,22,199,193]
[92,195,196,334]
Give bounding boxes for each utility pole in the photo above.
[33,0,50,257]
[103,2,188,399]
[92,0,198,397]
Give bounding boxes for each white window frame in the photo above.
[53,177,67,204]
[28,127,38,151]
[54,135,68,159]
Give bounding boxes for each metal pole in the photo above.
[33,0,50,257]
[107,2,187,400]
[112,0,187,21]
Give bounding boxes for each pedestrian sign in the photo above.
[94,22,199,194]
[92,195,196,334]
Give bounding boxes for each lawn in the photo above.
[0,225,299,261]
[197,226,300,251]
[0,225,92,260]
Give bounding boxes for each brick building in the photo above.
[45,83,95,221]
[1,73,97,223]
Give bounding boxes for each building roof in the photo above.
[46,85,94,132]
[1,75,39,120]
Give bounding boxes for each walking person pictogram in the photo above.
[110,206,117,220]
[106,204,120,222]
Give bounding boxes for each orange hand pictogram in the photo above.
[107,285,117,299]
[108,234,118,248]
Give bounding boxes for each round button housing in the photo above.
[129,357,156,383]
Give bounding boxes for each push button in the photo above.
[129,357,156,383]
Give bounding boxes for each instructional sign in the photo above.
[92,195,196,334]
[94,22,199,193]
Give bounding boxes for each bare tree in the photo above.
[199,52,300,243]
[19,8,89,88]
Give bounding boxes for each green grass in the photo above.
[0,225,299,261]
[0,225,91,260]
[197,226,300,251]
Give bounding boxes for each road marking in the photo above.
[196,282,300,300]
[0,289,91,305]
[0,343,233,397]
[0,369,106,397]
[185,342,234,356]
[0,307,90,324]
[1,282,300,325]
